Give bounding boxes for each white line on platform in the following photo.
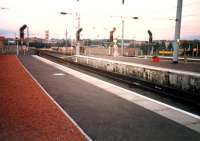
[76,55,200,77]
[53,73,65,76]
[33,55,200,132]
[18,56,92,141]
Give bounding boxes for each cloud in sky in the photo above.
[0,0,200,40]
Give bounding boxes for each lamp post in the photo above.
[121,0,125,56]
[121,16,125,56]
[110,16,139,56]
[27,26,29,51]
[173,0,183,63]
[65,29,68,47]
[59,12,73,48]
[61,1,81,54]
[120,16,139,56]
[76,0,81,55]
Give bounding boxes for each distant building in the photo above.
[44,30,49,41]
[29,37,44,43]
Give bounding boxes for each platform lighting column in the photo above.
[76,0,81,55]
[121,0,125,56]
[59,12,73,48]
[66,29,68,47]
[27,26,29,49]
[173,0,183,63]
[121,17,125,56]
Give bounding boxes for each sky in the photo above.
[0,0,200,40]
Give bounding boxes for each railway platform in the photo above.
[18,54,200,141]
[1,53,200,140]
